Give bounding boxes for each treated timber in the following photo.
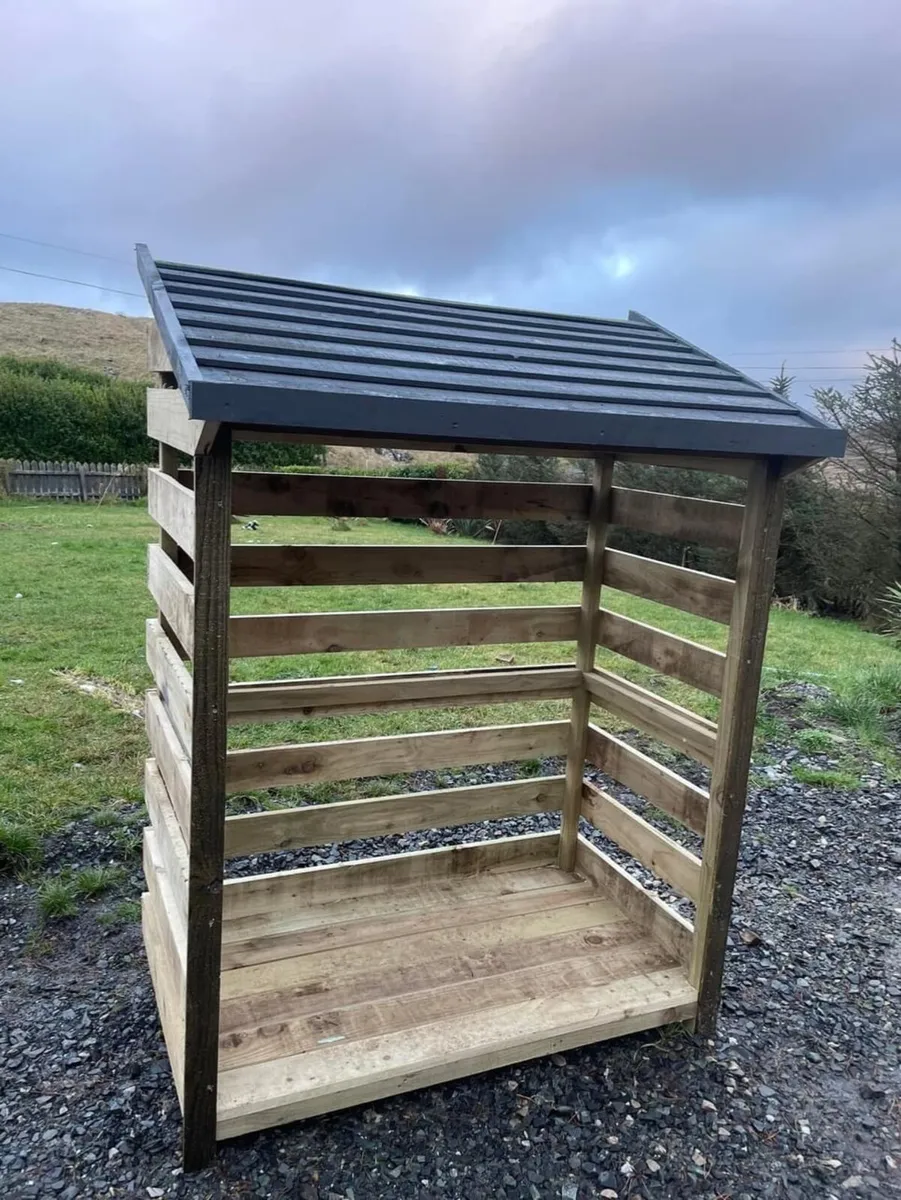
[222,832,560,921]
[586,724,708,836]
[146,619,193,752]
[225,720,569,792]
[145,690,191,836]
[575,834,694,966]
[596,608,725,696]
[144,759,189,924]
[223,775,565,857]
[691,458,785,1036]
[581,780,702,900]
[560,456,613,871]
[147,544,195,659]
[181,427,232,1169]
[228,605,579,658]
[227,665,579,723]
[142,831,186,1105]
[584,668,717,766]
[230,543,586,587]
[148,468,196,558]
[610,487,743,549]
[604,549,734,624]
[231,471,590,520]
[147,387,218,457]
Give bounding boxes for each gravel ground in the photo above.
[2,685,900,1199]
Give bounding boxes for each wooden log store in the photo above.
[135,244,845,1167]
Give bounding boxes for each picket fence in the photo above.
[1,460,147,500]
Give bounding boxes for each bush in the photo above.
[0,355,324,468]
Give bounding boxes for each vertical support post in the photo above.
[691,457,785,1035]
[181,427,232,1169]
[559,455,614,872]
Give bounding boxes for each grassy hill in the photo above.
[0,303,152,380]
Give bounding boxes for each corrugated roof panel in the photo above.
[137,246,846,460]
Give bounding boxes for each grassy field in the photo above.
[2,497,900,837]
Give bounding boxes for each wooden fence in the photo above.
[0,460,148,500]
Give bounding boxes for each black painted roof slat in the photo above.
[136,246,847,460]
[170,292,705,364]
[182,324,749,391]
[158,262,651,337]
[166,278,678,350]
[190,345,787,413]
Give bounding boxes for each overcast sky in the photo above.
[1,0,899,398]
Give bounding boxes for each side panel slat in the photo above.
[596,608,725,696]
[585,669,717,767]
[148,544,195,659]
[604,549,734,625]
[145,689,192,837]
[611,487,743,549]
[146,619,193,752]
[148,468,196,558]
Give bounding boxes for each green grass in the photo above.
[793,728,845,753]
[0,819,42,873]
[72,864,125,898]
[2,497,900,834]
[36,876,78,920]
[790,764,861,789]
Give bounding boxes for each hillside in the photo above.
[0,303,152,380]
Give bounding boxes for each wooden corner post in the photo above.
[182,427,232,1169]
[559,455,614,872]
[691,457,785,1035]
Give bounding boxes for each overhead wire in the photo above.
[0,264,145,299]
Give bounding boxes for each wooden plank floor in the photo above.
[216,848,696,1140]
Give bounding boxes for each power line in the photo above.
[0,231,130,265]
[0,264,145,299]
[727,347,893,356]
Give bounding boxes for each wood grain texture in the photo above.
[180,428,232,1169]
[575,834,694,967]
[561,457,613,871]
[604,549,734,625]
[146,619,193,753]
[581,780,702,900]
[226,720,569,793]
[230,543,586,587]
[691,458,785,1036]
[586,724,708,836]
[595,608,725,696]
[228,604,580,658]
[585,668,717,766]
[145,689,191,838]
[610,487,743,549]
[222,832,560,922]
[147,544,195,659]
[228,665,579,722]
[231,471,591,520]
[144,758,189,924]
[148,467,196,558]
[223,775,565,857]
[142,833,187,1107]
[147,387,218,457]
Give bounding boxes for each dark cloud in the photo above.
[1,0,899,396]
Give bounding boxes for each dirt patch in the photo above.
[52,669,142,717]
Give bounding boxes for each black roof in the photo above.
[137,245,845,461]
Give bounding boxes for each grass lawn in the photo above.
[2,497,900,835]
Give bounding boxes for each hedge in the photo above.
[0,356,324,468]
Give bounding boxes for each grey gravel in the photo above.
[1,683,900,1198]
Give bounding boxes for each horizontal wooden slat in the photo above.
[575,835,694,966]
[145,689,191,836]
[228,604,579,658]
[146,386,217,457]
[230,544,586,587]
[144,758,189,923]
[147,467,195,558]
[604,548,734,624]
[611,487,743,549]
[584,668,717,767]
[222,831,559,921]
[228,664,579,722]
[581,780,702,901]
[586,724,708,836]
[224,775,565,857]
[231,471,591,521]
[147,544,195,658]
[616,452,752,480]
[225,720,569,793]
[596,608,725,696]
[145,619,193,750]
